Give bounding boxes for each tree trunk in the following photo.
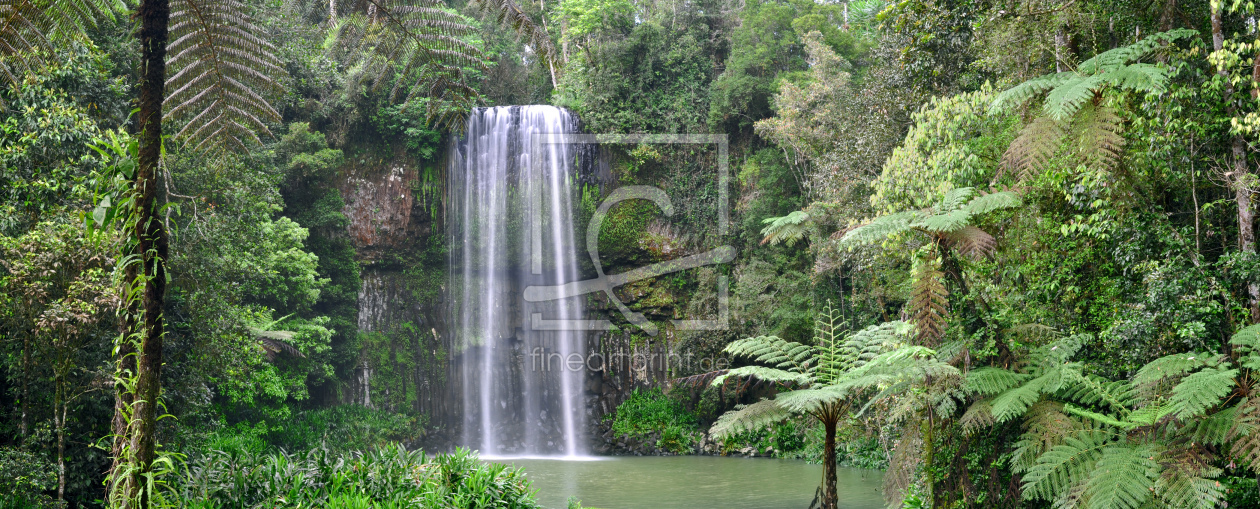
[820,405,838,509]
[56,383,65,502]
[109,0,170,504]
[1212,2,1260,322]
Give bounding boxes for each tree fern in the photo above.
[759,210,812,247]
[722,335,814,374]
[326,0,484,128]
[1229,323,1260,370]
[1021,429,1115,502]
[909,255,947,344]
[467,0,559,74]
[0,0,122,96]
[1167,366,1237,420]
[1000,116,1066,183]
[1155,444,1225,509]
[165,0,286,151]
[1228,395,1260,471]
[1078,443,1158,509]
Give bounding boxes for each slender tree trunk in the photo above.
[820,405,838,509]
[1212,2,1260,322]
[20,331,29,437]
[109,0,170,504]
[56,382,65,502]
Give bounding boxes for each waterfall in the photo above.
[449,106,589,457]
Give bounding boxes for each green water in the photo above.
[493,456,884,509]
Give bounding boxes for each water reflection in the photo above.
[491,456,884,509]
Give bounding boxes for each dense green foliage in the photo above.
[609,388,700,453]
[174,445,539,508]
[4,0,1260,507]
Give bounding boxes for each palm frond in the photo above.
[165,0,286,151]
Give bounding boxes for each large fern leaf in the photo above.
[964,367,1031,396]
[0,0,122,94]
[838,211,917,246]
[1167,366,1237,420]
[760,210,811,246]
[1229,323,1260,370]
[723,335,815,374]
[166,0,286,151]
[709,399,791,438]
[1002,116,1065,182]
[327,0,484,128]
[1021,429,1114,502]
[909,255,947,345]
[1074,104,1126,174]
[1078,443,1157,509]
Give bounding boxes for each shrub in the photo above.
[174,444,539,508]
[610,388,700,453]
[0,447,56,508]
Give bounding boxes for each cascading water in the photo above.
[449,106,589,457]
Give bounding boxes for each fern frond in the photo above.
[760,210,811,246]
[909,256,948,345]
[960,400,996,435]
[715,366,811,387]
[1229,323,1260,370]
[1002,116,1066,183]
[1043,74,1105,121]
[939,186,976,212]
[991,373,1051,423]
[1021,429,1114,502]
[913,208,970,233]
[1011,401,1079,473]
[166,0,285,151]
[942,225,996,260]
[326,0,484,129]
[1167,366,1237,420]
[1133,351,1220,405]
[467,0,560,73]
[1063,372,1135,416]
[723,335,815,374]
[838,211,917,247]
[989,71,1075,114]
[0,0,122,97]
[1074,104,1126,174]
[1076,28,1197,74]
[709,399,790,438]
[963,190,1023,215]
[774,386,848,414]
[1062,403,1134,430]
[1078,443,1157,509]
[1155,443,1224,509]
[1228,395,1260,471]
[965,367,1031,396]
